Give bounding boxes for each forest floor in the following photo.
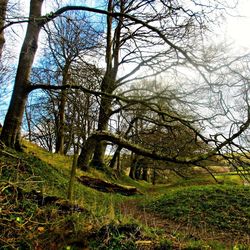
[1,140,250,249]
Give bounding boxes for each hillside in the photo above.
[1,142,250,249]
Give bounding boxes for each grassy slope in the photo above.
[1,141,250,249]
[144,185,250,232]
[1,142,150,249]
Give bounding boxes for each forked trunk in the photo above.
[90,0,122,170]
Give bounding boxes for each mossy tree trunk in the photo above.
[77,136,97,171]
[91,90,113,169]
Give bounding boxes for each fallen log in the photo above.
[77,176,142,196]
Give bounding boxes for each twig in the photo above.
[0,150,20,159]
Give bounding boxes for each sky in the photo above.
[226,0,250,49]
[24,0,250,49]
[9,0,250,53]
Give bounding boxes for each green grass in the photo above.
[0,147,121,248]
[215,173,244,185]
[1,141,250,249]
[143,185,250,235]
[0,143,156,249]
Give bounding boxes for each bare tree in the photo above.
[24,59,102,153]
[23,90,58,152]
[79,0,231,169]
[43,12,101,154]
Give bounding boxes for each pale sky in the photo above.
[226,0,250,49]
[13,0,250,50]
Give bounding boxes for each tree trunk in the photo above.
[129,154,137,179]
[0,0,43,149]
[0,87,28,149]
[142,164,148,182]
[91,92,112,169]
[91,0,123,170]
[78,136,97,171]
[55,89,67,153]
[25,106,32,141]
[55,63,70,154]
[0,0,8,60]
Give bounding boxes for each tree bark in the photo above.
[142,164,148,181]
[91,0,114,169]
[0,0,43,149]
[0,0,8,60]
[78,136,97,171]
[25,106,32,142]
[109,146,122,169]
[91,91,113,169]
[55,63,70,154]
[55,89,67,154]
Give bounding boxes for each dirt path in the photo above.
[118,198,250,248]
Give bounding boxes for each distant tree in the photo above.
[43,12,101,154]
[120,84,208,180]
[24,62,102,153]
[24,91,58,152]
[62,64,102,154]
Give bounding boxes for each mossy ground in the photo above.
[1,141,250,249]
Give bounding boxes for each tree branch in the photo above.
[30,81,250,155]
[89,130,212,164]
